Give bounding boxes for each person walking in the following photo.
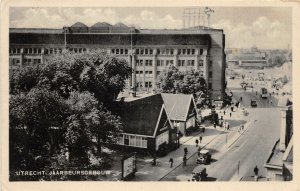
[183,155,187,167]
[195,139,199,147]
[169,158,174,168]
[223,110,226,115]
[230,112,232,117]
[199,136,202,144]
[254,165,259,176]
[184,147,188,155]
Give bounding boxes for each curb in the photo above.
[226,119,253,149]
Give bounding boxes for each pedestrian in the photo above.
[254,165,259,176]
[256,91,257,96]
[183,155,187,167]
[227,123,230,131]
[199,136,202,143]
[223,110,226,115]
[184,147,188,155]
[230,112,232,117]
[169,158,174,168]
[195,139,199,147]
[214,122,216,128]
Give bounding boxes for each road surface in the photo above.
[161,77,282,181]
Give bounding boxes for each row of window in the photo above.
[178,60,195,67]
[136,48,153,55]
[136,81,153,88]
[10,58,42,66]
[136,70,153,77]
[117,134,148,148]
[10,47,206,56]
[136,59,153,66]
[111,48,129,55]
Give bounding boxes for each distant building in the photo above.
[161,93,198,136]
[264,104,293,181]
[9,22,226,102]
[226,47,267,69]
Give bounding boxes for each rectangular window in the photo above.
[125,49,128,54]
[157,60,164,67]
[209,61,213,67]
[141,137,147,148]
[136,136,142,147]
[140,49,144,55]
[111,49,115,54]
[178,60,185,67]
[199,60,204,66]
[209,71,213,78]
[157,49,160,54]
[150,49,153,55]
[129,135,136,146]
[170,49,174,55]
[200,49,203,55]
[191,49,195,55]
[145,49,148,55]
[183,49,186,55]
[145,82,152,88]
[187,49,191,55]
[124,135,129,145]
[136,49,139,54]
[116,49,119,54]
[178,49,182,55]
[149,71,153,77]
[120,49,124,54]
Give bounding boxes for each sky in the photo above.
[9,7,292,49]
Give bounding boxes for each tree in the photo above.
[9,88,69,179]
[9,51,130,180]
[10,51,132,107]
[156,65,207,102]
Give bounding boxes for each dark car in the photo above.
[251,100,257,107]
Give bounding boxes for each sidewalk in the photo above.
[132,124,225,181]
[132,107,249,181]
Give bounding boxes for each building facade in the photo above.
[264,104,293,181]
[115,94,176,156]
[161,93,198,136]
[9,22,226,101]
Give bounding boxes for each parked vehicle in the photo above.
[196,149,211,165]
[190,166,208,181]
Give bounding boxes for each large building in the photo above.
[226,47,267,69]
[9,22,226,102]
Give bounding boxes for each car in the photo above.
[189,166,208,181]
[196,149,211,165]
[251,100,257,107]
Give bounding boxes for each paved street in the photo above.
[160,75,282,181]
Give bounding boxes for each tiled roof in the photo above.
[118,94,165,136]
[161,93,194,121]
